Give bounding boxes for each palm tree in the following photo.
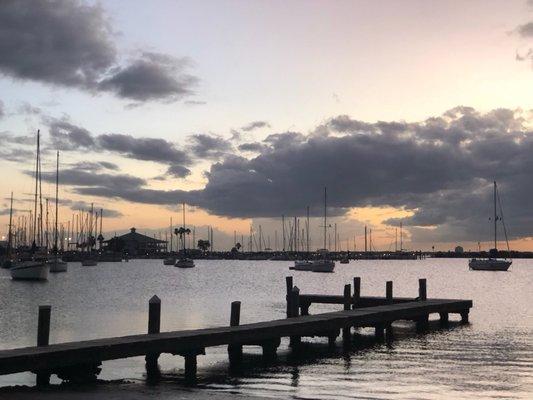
[197,239,210,253]
[174,227,191,253]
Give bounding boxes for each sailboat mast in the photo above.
[323,187,327,250]
[182,202,186,252]
[7,192,13,258]
[494,181,497,250]
[54,151,59,253]
[32,130,40,248]
[306,206,310,253]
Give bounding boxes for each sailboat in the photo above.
[48,151,68,273]
[469,181,512,271]
[175,203,195,268]
[81,204,98,266]
[11,130,49,280]
[293,188,335,272]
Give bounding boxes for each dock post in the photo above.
[353,277,361,309]
[36,305,51,387]
[460,310,469,323]
[228,301,243,365]
[286,276,293,318]
[386,281,393,304]
[184,354,197,384]
[289,286,301,347]
[418,279,427,300]
[342,284,351,343]
[375,323,385,341]
[439,312,449,326]
[145,295,161,379]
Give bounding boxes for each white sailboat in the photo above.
[469,181,512,271]
[175,202,195,268]
[11,130,49,281]
[49,151,67,273]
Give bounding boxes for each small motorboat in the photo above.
[10,260,49,281]
[48,256,68,273]
[311,259,335,273]
[163,257,176,265]
[175,258,195,268]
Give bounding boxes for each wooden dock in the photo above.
[0,277,472,386]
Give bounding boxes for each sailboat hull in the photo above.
[163,257,176,265]
[81,259,98,266]
[10,261,49,280]
[175,258,195,268]
[469,259,511,271]
[48,258,68,272]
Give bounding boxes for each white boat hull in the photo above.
[10,261,49,280]
[175,258,195,268]
[311,259,335,273]
[48,258,68,273]
[469,259,511,271]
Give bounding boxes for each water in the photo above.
[0,258,531,399]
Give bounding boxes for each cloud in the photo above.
[97,133,192,165]
[238,142,268,153]
[0,1,198,103]
[47,118,95,150]
[0,100,4,119]
[187,134,233,160]
[34,167,146,189]
[0,0,115,88]
[517,22,533,38]
[58,198,123,218]
[17,102,42,115]
[69,160,119,171]
[241,121,271,132]
[165,164,191,178]
[98,52,198,102]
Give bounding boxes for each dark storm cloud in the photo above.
[97,133,192,165]
[241,121,271,132]
[0,1,198,103]
[0,0,115,88]
[187,134,233,160]
[98,52,198,102]
[166,164,191,178]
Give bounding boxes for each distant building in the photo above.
[454,246,464,253]
[103,227,166,256]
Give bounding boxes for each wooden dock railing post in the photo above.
[286,276,293,318]
[386,281,393,304]
[418,279,427,301]
[289,286,301,347]
[416,279,429,331]
[353,277,361,309]
[228,301,243,366]
[342,284,351,343]
[36,305,51,387]
[146,296,161,378]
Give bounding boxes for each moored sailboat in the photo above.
[11,130,49,280]
[175,202,195,268]
[469,181,512,271]
[49,151,67,273]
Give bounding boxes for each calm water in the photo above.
[0,258,531,399]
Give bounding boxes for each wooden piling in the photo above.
[342,284,351,342]
[375,323,385,341]
[386,281,393,304]
[184,354,197,384]
[228,301,243,365]
[460,310,469,323]
[439,312,449,325]
[286,276,293,318]
[145,296,161,377]
[36,305,51,387]
[289,286,301,347]
[353,277,361,309]
[419,279,427,301]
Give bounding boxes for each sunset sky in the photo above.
[1,0,532,251]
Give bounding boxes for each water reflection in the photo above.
[0,259,531,399]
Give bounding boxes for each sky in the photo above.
[0,0,532,251]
